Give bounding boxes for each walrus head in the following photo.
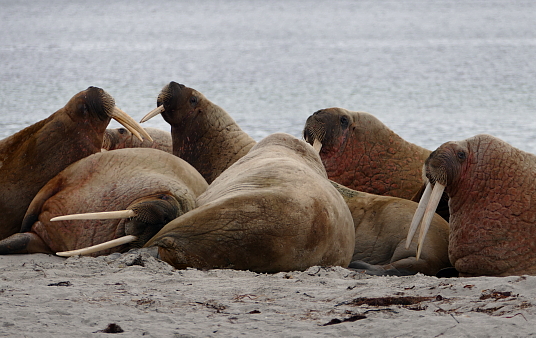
[52,193,185,257]
[424,142,469,188]
[140,81,199,126]
[72,87,153,142]
[303,108,353,155]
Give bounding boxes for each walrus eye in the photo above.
[340,116,349,129]
[118,128,127,134]
[457,151,466,161]
[189,96,198,105]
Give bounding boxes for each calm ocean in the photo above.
[1,0,535,152]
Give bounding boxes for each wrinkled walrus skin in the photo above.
[0,148,208,256]
[331,181,450,276]
[417,134,536,277]
[141,81,256,184]
[144,133,356,273]
[103,127,172,154]
[0,87,148,241]
[303,108,431,200]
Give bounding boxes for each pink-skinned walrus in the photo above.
[303,108,431,200]
[407,134,536,277]
[0,87,151,241]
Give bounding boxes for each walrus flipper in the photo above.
[348,260,416,276]
[20,176,66,233]
[0,232,53,254]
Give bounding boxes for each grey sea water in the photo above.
[1,0,535,153]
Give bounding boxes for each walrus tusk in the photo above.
[111,107,154,142]
[140,105,165,123]
[405,182,433,249]
[51,209,136,222]
[55,235,137,257]
[312,139,322,153]
[414,182,445,260]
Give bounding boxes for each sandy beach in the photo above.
[0,250,534,337]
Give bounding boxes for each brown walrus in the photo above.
[0,87,151,240]
[0,148,208,256]
[102,127,172,154]
[331,181,450,276]
[302,108,431,200]
[407,134,536,277]
[143,133,355,273]
[140,81,256,184]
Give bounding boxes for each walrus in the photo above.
[141,133,355,273]
[407,134,536,277]
[302,108,431,200]
[330,181,450,276]
[0,87,151,241]
[140,81,256,184]
[0,148,208,256]
[102,127,172,153]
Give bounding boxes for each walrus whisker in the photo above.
[416,183,445,260]
[140,105,165,123]
[55,235,137,257]
[111,107,154,142]
[405,182,433,249]
[51,210,136,222]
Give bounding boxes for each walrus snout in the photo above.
[158,81,187,110]
[302,127,314,144]
[424,151,447,186]
[140,81,186,123]
[303,115,326,146]
[84,86,115,121]
[424,143,467,187]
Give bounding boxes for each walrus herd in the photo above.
[0,82,534,277]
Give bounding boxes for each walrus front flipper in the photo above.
[20,176,66,232]
[436,267,459,278]
[0,233,53,254]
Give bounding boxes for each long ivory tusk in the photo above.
[416,182,445,260]
[405,182,433,249]
[312,139,322,153]
[51,209,136,222]
[140,105,165,123]
[56,235,137,257]
[112,107,154,142]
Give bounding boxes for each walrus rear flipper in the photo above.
[348,261,416,276]
[0,233,53,254]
